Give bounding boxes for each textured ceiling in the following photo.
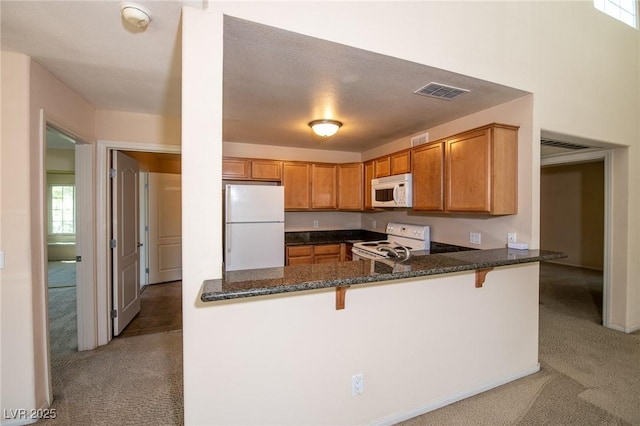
[1,2,528,152]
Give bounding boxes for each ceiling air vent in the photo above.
[414,82,470,100]
[540,139,591,150]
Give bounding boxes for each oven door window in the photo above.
[374,187,394,202]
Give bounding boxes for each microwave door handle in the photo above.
[393,185,399,205]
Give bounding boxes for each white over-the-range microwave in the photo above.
[371,173,413,208]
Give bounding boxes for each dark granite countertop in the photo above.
[201,247,566,302]
[285,229,387,246]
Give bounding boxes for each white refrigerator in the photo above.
[224,184,285,271]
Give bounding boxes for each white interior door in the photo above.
[148,172,182,284]
[111,151,141,336]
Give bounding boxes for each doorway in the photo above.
[540,160,605,323]
[94,141,181,346]
[540,145,612,326]
[45,126,79,357]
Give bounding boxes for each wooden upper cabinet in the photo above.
[364,161,375,210]
[311,163,337,209]
[412,142,445,211]
[391,150,411,175]
[445,124,518,214]
[222,157,251,179]
[283,162,311,210]
[374,156,391,178]
[222,157,282,181]
[251,159,282,181]
[337,163,363,210]
[373,150,411,178]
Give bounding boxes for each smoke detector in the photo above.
[121,3,152,29]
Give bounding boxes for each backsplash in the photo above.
[285,211,361,231]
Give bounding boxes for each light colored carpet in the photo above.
[39,331,183,425]
[48,287,77,356]
[38,263,639,425]
[48,261,76,288]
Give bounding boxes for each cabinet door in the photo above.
[251,159,282,181]
[313,244,342,263]
[412,142,445,211]
[364,161,375,210]
[446,129,491,212]
[283,162,311,210]
[311,163,337,209]
[222,158,250,179]
[286,245,313,265]
[337,163,363,210]
[374,156,391,178]
[391,150,411,175]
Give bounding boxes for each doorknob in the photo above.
[137,242,143,247]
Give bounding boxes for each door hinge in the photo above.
[111,309,118,319]
[145,267,149,273]
[76,255,82,262]
[109,168,116,178]
[110,239,117,248]
[145,225,149,232]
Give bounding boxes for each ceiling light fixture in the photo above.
[308,119,342,138]
[121,2,152,29]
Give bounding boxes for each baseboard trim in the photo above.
[370,364,541,426]
[608,323,640,334]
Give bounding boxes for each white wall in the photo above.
[182,2,640,423]
[1,52,96,417]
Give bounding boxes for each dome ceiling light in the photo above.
[308,119,343,138]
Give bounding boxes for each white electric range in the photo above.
[352,222,430,264]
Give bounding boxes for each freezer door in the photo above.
[225,222,285,271]
[226,185,284,223]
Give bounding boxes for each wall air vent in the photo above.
[411,132,429,147]
[540,139,591,150]
[414,82,470,100]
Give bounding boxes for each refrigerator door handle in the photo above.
[225,187,231,252]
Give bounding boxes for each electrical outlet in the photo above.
[507,232,517,243]
[372,220,377,229]
[352,373,364,396]
[470,232,481,245]
[313,220,319,229]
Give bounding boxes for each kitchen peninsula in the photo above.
[198,245,564,425]
[202,247,564,302]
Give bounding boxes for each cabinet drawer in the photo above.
[313,244,341,255]
[288,256,312,265]
[314,254,341,263]
[287,245,313,257]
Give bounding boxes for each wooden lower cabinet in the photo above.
[286,245,313,265]
[285,243,345,265]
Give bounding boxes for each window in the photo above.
[594,0,637,28]
[49,184,75,234]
